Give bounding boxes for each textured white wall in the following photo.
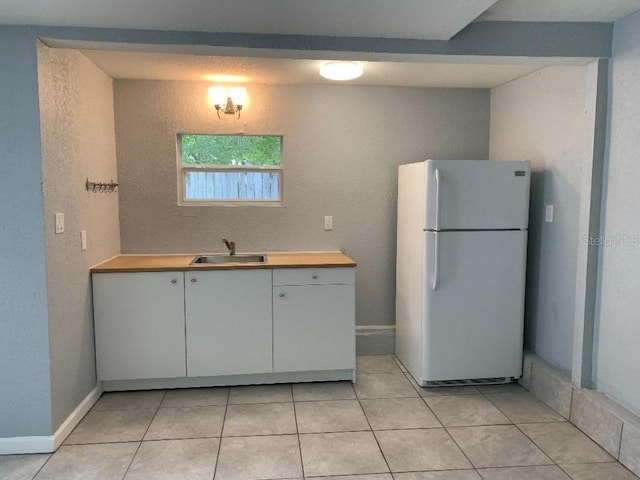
[37,43,121,429]
[114,81,490,329]
[490,66,591,373]
[596,10,640,415]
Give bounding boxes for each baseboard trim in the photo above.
[0,435,55,455]
[0,384,102,455]
[521,351,640,477]
[52,384,103,450]
[356,325,395,355]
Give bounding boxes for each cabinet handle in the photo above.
[279,293,285,298]
[312,274,318,279]
[191,278,197,283]
[170,279,177,284]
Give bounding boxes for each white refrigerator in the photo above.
[396,159,531,386]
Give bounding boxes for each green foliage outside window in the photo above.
[181,134,281,166]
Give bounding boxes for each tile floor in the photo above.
[1,355,639,480]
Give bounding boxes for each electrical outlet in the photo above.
[545,205,554,223]
[324,216,334,231]
[55,213,64,234]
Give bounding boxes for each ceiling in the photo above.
[82,50,551,89]
[478,0,640,22]
[12,0,640,88]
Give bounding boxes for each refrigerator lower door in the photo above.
[422,230,527,383]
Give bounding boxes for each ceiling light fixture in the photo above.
[208,86,247,119]
[319,61,363,81]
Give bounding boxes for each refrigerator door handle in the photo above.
[434,169,441,231]
[432,232,440,291]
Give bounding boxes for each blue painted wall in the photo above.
[0,27,53,437]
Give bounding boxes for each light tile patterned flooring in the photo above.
[1,355,639,480]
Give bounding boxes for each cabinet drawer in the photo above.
[272,267,354,286]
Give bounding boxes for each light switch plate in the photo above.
[55,213,64,234]
[80,230,87,251]
[324,215,333,231]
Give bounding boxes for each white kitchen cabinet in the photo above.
[273,268,355,373]
[93,263,356,387]
[93,272,186,381]
[185,269,273,377]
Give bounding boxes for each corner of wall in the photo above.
[522,351,640,477]
[37,42,120,431]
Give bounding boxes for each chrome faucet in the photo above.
[222,238,236,256]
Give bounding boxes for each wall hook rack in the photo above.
[86,178,118,193]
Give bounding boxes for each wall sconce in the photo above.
[208,86,247,119]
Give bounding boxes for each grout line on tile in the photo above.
[403,371,422,395]
[512,422,560,467]
[294,397,358,404]
[369,426,443,432]
[500,419,566,425]
[480,393,517,426]
[121,389,167,479]
[435,421,516,429]
[211,387,231,480]
[30,453,54,480]
[120,442,143,480]
[298,428,376,438]
[129,429,441,440]
[158,403,229,410]
[560,409,618,461]
[290,384,306,479]
[388,469,481,479]
[355,395,422,400]
[136,436,219,443]
[227,400,294,405]
[442,425,482,470]
[421,396,443,427]
[392,355,407,370]
[354,379,392,475]
[556,463,574,478]
[407,372,441,415]
[620,461,640,479]
[617,422,624,460]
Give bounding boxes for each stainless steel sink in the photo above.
[190,254,266,265]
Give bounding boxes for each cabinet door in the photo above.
[93,272,186,381]
[273,284,355,372]
[185,269,272,377]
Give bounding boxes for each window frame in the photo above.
[177,133,284,206]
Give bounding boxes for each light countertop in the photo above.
[91,251,356,273]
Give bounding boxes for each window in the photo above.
[178,134,282,205]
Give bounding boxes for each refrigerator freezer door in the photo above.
[424,159,530,231]
[422,230,527,382]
